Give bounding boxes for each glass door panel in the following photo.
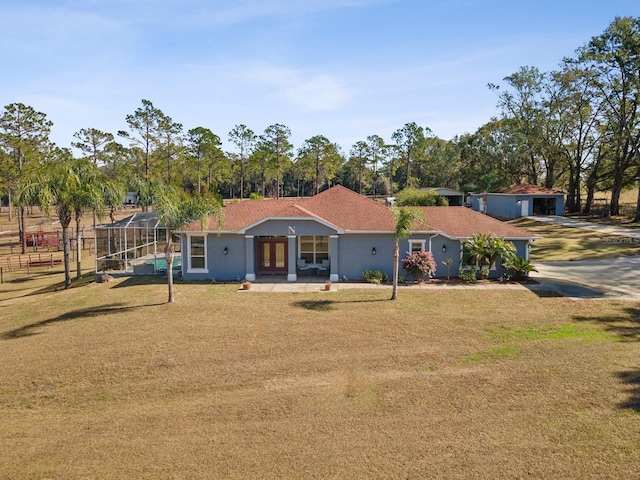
[262,242,271,268]
[275,242,285,268]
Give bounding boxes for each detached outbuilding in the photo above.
[470,184,565,219]
[429,187,464,206]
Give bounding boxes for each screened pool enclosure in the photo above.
[95,212,181,275]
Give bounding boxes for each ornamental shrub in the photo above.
[402,251,437,281]
[459,268,477,284]
[396,187,449,206]
[363,268,389,284]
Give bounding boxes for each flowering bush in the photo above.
[402,251,437,281]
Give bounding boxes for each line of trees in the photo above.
[2,16,640,228]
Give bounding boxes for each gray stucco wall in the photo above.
[181,233,247,281]
[336,234,395,281]
[336,234,464,281]
[487,195,518,218]
[246,219,336,237]
[179,230,532,282]
[472,194,565,219]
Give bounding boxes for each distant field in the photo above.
[1,274,639,479]
[577,188,639,225]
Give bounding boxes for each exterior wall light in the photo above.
[372,247,376,255]
[223,247,228,255]
[442,245,447,253]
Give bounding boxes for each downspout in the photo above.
[428,232,441,252]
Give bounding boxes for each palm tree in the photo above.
[390,206,424,300]
[462,234,516,280]
[16,150,99,288]
[152,184,223,303]
[70,159,124,280]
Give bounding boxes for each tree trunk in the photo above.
[583,182,595,215]
[565,163,578,213]
[76,218,82,280]
[166,239,175,303]
[62,226,71,289]
[634,174,640,222]
[7,190,12,222]
[391,241,399,300]
[240,158,244,199]
[528,153,538,185]
[20,206,26,254]
[610,180,623,216]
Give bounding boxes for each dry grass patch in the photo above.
[1,280,639,479]
[510,217,640,261]
[585,188,640,226]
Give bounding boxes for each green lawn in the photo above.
[1,272,639,479]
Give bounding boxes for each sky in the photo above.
[2,0,640,156]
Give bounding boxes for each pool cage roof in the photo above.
[102,211,163,230]
[95,212,180,275]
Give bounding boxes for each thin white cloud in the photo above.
[51,0,401,28]
[286,75,353,111]
[237,65,354,111]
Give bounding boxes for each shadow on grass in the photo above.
[524,286,565,298]
[9,269,68,283]
[527,277,609,299]
[23,271,98,297]
[617,370,640,412]
[1,302,158,340]
[573,307,640,342]
[293,300,339,311]
[8,277,32,284]
[293,296,390,311]
[111,275,168,288]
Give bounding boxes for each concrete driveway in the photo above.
[530,255,640,300]
[525,216,640,299]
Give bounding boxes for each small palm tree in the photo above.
[391,206,424,300]
[503,256,538,280]
[462,234,516,280]
[152,184,223,303]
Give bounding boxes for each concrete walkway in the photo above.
[239,281,528,293]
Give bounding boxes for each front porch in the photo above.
[244,234,339,283]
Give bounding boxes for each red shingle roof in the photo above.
[181,185,534,239]
[416,206,533,238]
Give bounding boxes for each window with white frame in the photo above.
[408,239,426,253]
[188,235,207,272]
[299,236,329,264]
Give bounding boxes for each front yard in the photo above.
[1,273,638,479]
